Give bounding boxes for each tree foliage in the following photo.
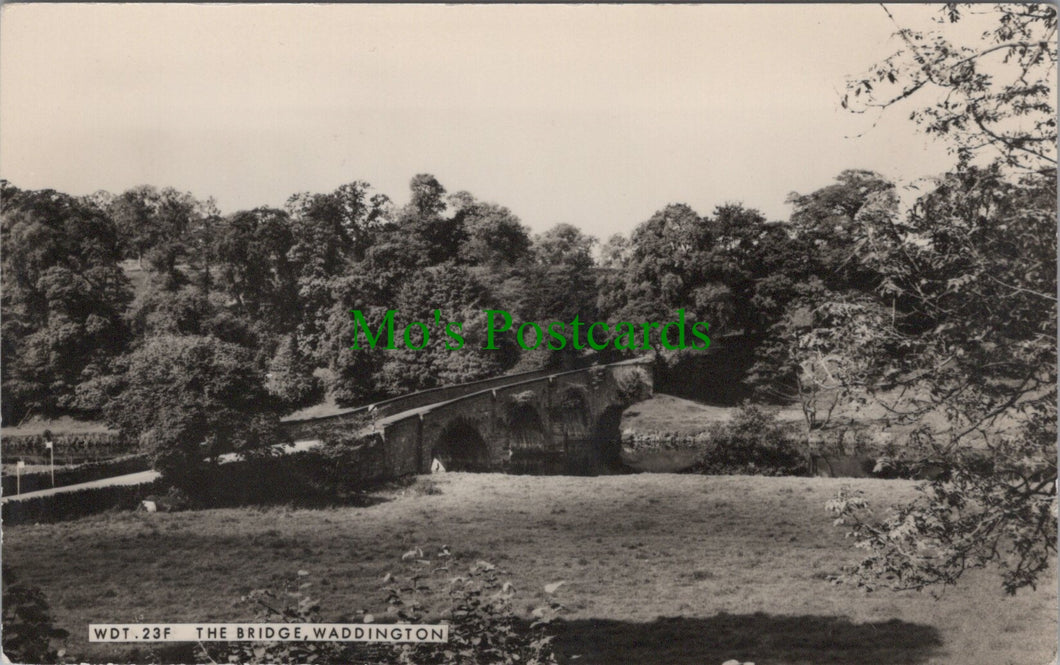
[823,4,1058,593]
[1,565,68,664]
[108,185,219,287]
[1,182,132,421]
[844,3,1057,171]
[104,335,288,488]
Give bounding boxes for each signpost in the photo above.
[46,439,55,487]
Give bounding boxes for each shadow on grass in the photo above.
[178,458,412,510]
[186,488,393,511]
[74,612,942,665]
[549,612,942,665]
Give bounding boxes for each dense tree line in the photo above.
[2,171,819,432]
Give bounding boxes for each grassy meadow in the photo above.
[3,472,1055,665]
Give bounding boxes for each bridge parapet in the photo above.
[283,364,599,441]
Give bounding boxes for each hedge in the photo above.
[3,437,392,524]
[1,432,135,464]
[1,455,150,496]
[2,481,164,526]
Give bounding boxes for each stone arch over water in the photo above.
[505,396,550,473]
[431,417,490,472]
[550,386,591,440]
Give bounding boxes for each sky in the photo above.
[0,3,961,238]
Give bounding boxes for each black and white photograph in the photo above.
[0,3,1057,664]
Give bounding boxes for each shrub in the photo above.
[2,565,69,664]
[613,367,651,406]
[2,480,164,525]
[194,571,355,665]
[179,446,384,508]
[692,404,807,476]
[386,548,560,665]
[198,548,560,665]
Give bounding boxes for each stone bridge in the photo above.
[281,358,654,479]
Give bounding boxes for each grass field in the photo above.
[620,393,806,435]
[3,473,1055,665]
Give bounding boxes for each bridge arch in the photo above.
[431,416,490,472]
[550,386,591,439]
[506,401,546,447]
[503,393,549,473]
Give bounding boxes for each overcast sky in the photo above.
[1,4,959,238]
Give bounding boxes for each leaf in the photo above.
[544,581,566,594]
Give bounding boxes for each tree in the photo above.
[265,333,325,411]
[745,171,900,417]
[319,275,394,406]
[532,223,597,271]
[392,173,463,266]
[748,285,896,445]
[214,207,299,335]
[454,198,532,267]
[826,4,1057,594]
[374,265,514,394]
[1,183,132,421]
[843,3,1057,172]
[126,282,262,353]
[108,185,218,287]
[598,204,708,327]
[785,170,898,291]
[599,203,785,339]
[598,233,631,270]
[493,224,601,368]
[105,335,288,489]
[286,180,390,276]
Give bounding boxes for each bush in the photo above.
[171,424,386,508]
[386,549,560,665]
[613,367,651,406]
[2,479,164,525]
[198,548,560,665]
[194,571,360,665]
[691,404,807,476]
[2,565,69,663]
[176,450,381,507]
